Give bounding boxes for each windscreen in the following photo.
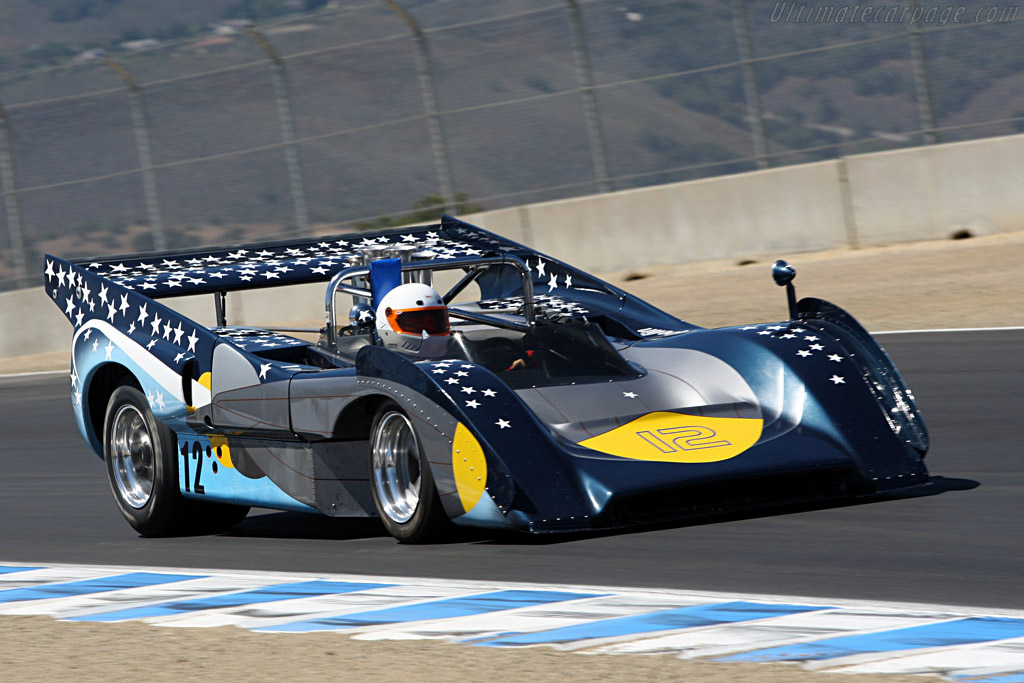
[455,322,641,389]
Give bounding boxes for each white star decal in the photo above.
[172,323,185,346]
[163,321,173,340]
[74,311,84,327]
[496,418,511,429]
[547,273,558,292]
[127,322,136,335]
[98,283,108,305]
[431,368,446,375]
[481,389,497,398]
[154,392,166,410]
[829,375,846,385]
[259,363,272,380]
[150,313,162,337]
[797,349,812,357]
[828,354,843,363]
[45,260,55,280]
[106,303,117,322]
[187,330,199,353]
[804,335,819,341]
[92,339,99,352]
[535,260,546,278]
[444,377,460,385]
[757,330,772,336]
[146,339,157,350]
[64,297,76,317]
[174,352,185,363]
[623,391,638,398]
[56,266,67,288]
[809,343,825,351]
[118,294,130,315]
[461,386,476,394]
[465,399,480,409]
[740,326,758,331]
[137,303,149,325]
[564,274,573,288]
[454,371,469,377]
[104,341,114,360]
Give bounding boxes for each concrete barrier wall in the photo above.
[4,133,1023,362]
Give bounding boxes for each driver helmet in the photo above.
[375,283,450,358]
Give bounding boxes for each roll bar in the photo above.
[324,255,535,348]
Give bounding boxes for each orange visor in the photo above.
[385,306,450,336]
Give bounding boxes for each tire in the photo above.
[369,401,449,543]
[103,385,249,536]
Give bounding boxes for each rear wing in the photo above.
[62,216,514,300]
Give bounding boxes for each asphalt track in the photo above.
[1,330,1021,610]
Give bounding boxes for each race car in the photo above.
[44,215,929,542]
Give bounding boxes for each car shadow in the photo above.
[474,475,981,546]
[215,476,978,545]
[225,513,390,541]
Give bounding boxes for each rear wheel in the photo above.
[369,402,449,543]
[103,385,248,536]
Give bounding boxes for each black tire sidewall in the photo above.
[103,385,181,536]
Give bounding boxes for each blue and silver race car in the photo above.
[45,215,929,542]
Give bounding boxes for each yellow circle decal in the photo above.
[578,411,762,463]
[452,423,487,513]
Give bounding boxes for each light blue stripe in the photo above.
[0,566,42,575]
[0,572,204,603]
[260,589,601,633]
[71,580,392,622]
[480,601,828,647]
[723,617,1024,662]
[954,675,1024,683]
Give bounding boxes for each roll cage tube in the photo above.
[324,255,536,348]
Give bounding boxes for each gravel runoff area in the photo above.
[2,230,1023,682]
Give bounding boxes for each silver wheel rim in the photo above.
[371,411,421,524]
[110,404,155,509]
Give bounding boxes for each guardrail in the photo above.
[5,131,1023,364]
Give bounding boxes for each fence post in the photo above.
[565,0,612,193]
[383,0,457,215]
[731,0,770,169]
[247,29,311,236]
[0,102,29,289]
[907,1,938,145]
[103,58,167,252]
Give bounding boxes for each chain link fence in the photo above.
[1,0,1021,290]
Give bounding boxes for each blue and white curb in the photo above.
[2,563,1024,681]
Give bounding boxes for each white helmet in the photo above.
[375,283,450,358]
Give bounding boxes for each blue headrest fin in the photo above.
[370,257,403,308]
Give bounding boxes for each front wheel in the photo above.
[369,402,449,543]
[103,385,248,536]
